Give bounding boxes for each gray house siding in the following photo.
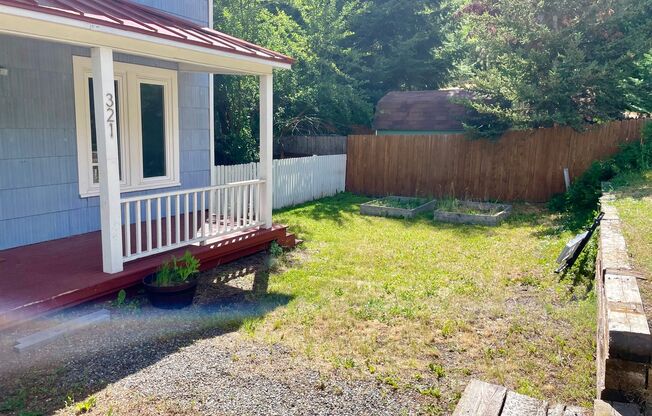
[0,0,211,250]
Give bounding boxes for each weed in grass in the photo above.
[334,287,344,296]
[418,385,442,398]
[440,320,457,338]
[366,362,377,374]
[516,379,541,398]
[428,363,446,379]
[377,374,400,390]
[111,289,140,311]
[241,317,262,335]
[64,395,75,408]
[74,396,96,414]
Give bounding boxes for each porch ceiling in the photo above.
[0,0,293,75]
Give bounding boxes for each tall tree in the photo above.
[346,0,451,103]
[446,0,652,137]
[212,0,371,164]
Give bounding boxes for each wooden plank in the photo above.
[15,309,110,352]
[452,379,507,416]
[501,391,548,416]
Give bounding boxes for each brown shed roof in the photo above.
[373,89,471,131]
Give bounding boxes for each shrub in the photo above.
[154,251,200,287]
[549,122,652,228]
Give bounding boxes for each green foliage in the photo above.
[369,197,429,210]
[115,289,126,306]
[0,391,26,412]
[269,241,284,258]
[549,123,652,228]
[212,0,455,164]
[563,235,598,294]
[111,289,140,311]
[154,251,200,287]
[345,0,451,104]
[428,362,446,379]
[74,396,96,415]
[446,0,652,137]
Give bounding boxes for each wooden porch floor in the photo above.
[0,224,295,330]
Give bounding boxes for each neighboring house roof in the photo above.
[373,89,472,132]
[0,0,294,66]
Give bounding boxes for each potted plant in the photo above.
[143,251,200,309]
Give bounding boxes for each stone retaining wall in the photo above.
[596,194,652,410]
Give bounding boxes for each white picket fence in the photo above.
[213,154,347,209]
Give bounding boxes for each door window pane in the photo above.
[140,83,166,178]
[89,78,122,183]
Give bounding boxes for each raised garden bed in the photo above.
[360,196,436,218]
[433,200,512,225]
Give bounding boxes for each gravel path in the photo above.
[85,332,421,416]
[0,253,425,415]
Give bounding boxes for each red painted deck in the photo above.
[0,224,295,329]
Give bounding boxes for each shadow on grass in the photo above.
[0,254,292,416]
[273,193,373,241]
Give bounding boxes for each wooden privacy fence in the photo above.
[346,119,647,202]
[214,154,347,209]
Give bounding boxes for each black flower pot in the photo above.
[143,273,198,309]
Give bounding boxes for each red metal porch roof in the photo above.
[0,0,294,66]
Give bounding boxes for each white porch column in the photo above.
[259,74,273,228]
[91,47,123,273]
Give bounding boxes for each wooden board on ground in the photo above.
[453,380,507,416]
[14,309,110,352]
[453,380,591,416]
[501,390,548,416]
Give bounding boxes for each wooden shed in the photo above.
[373,89,472,135]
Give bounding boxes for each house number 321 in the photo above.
[105,92,116,139]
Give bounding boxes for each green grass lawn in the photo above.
[247,193,596,413]
[611,170,652,325]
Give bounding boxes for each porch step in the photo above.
[453,379,590,416]
[276,231,301,249]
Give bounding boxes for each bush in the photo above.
[549,122,652,228]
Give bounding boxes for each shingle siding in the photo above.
[0,0,211,250]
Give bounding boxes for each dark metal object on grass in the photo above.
[555,212,605,274]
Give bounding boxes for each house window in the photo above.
[140,83,166,178]
[73,56,179,197]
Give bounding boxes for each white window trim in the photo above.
[73,56,180,198]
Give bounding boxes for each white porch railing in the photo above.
[120,179,264,262]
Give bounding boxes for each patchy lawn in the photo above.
[250,193,596,413]
[0,193,596,416]
[611,170,652,328]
